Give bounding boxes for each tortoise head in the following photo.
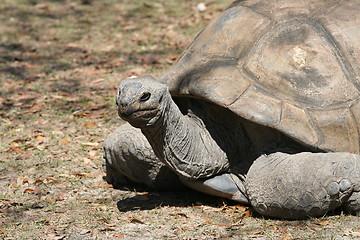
[116,75,170,128]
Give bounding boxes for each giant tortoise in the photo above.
[103,0,360,219]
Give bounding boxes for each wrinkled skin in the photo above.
[104,0,360,219]
[103,76,360,219]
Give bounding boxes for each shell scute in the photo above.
[229,86,282,126]
[244,20,359,108]
[309,108,359,153]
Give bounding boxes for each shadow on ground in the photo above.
[116,189,225,212]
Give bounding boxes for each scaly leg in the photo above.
[246,152,360,219]
[103,123,185,190]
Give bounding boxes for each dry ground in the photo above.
[1,0,359,239]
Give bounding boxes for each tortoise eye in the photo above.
[140,92,151,102]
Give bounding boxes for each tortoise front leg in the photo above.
[246,152,360,219]
[103,123,185,190]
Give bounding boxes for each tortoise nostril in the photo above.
[140,92,151,102]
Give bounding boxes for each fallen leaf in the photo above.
[218,223,232,227]
[317,221,329,226]
[59,138,72,145]
[182,226,194,230]
[243,210,252,217]
[44,197,56,203]
[71,172,86,177]
[234,205,249,211]
[10,146,24,153]
[343,228,360,237]
[113,233,124,238]
[0,228,7,235]
[135,192,149,196]
[94,182,113,188]
[20,177,29,184]
[34,179,44,184]
[83,158,92,165]
[80,229,90,235]
[282,233,293,240]
[97,218,109,223]
[101,227,116,232]
[169,212,188,218]
[164,55,178,64]
[84,121,96,128]
[10,183,20,189]
[87,104,106,111]
[89,150,96,159]
[246,230,263,235]
[128,217,145,224]
[23,188,34,193]
[36,135,44,141]
[24,186,41,194]
[81,142,99,147]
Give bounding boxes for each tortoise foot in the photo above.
[246,152,360,219]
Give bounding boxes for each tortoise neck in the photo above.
[140,95,230,179]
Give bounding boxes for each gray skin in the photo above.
[104,0,360,219]
[103,75,360,219]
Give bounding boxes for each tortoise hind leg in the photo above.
[246,152,360,219]
[103,123,185,190]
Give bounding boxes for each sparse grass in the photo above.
[1,0,359,239]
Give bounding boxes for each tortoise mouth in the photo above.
[119,108,159,127]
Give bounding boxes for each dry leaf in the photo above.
[282,233,293,240]
[84,121,96,128]
[218,223,232,227]
[44,197,56,203]
[0,228,7,235]
[10,183,20,189]
[182,226,194,230]
[113,233,124,238]
[89,150,96,159]
[243,210,252,217]
[169,212,188,218]
[246,230,263,235]
[10,146,24,153]
[20,177,29,184]
[136,192,149,195]
[344,229,360,237]
[81,142,99,147]
[24,186,41,194]
[59,138,72,145]
[34,179,44,184]
[71,172,86,177]
[80,229,91,235]
[83,158,92,165]
[234,205,249,211]
[36,135,44,141]
[317,221,329,226]
[101,227,116,232]
[97,218,109,223]
[24,188,35,193]
[128,217,145,224]
[55,193,65,201]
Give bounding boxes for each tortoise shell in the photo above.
[158,0,360,154]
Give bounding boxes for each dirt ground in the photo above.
[1,0,360,239]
